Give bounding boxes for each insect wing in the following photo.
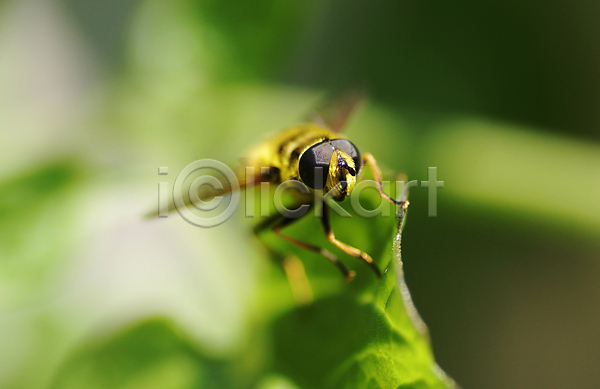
[307,88,366,133]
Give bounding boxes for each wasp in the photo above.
[154,92,408,281]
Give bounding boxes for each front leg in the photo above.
[362,152,409,210]
[254,206,356,281]
[320,202,382,279]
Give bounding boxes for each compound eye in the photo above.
[330,139,362,174]
[298,141,334,189]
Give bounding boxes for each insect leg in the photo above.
[362,152,409,209]
[265,212,356,281]
[281,255,314,305]
[320,202,382,279]
[253,213,315,303]
[252,212,287,236]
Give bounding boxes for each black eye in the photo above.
[329,139,362,174]
[298,141,334,189]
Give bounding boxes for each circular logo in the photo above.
[173,159,240,228]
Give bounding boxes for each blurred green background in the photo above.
[1,0,600,388]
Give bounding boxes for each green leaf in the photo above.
[44,186,455,389]
[259,188,456,389]
[49,318,239,389]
